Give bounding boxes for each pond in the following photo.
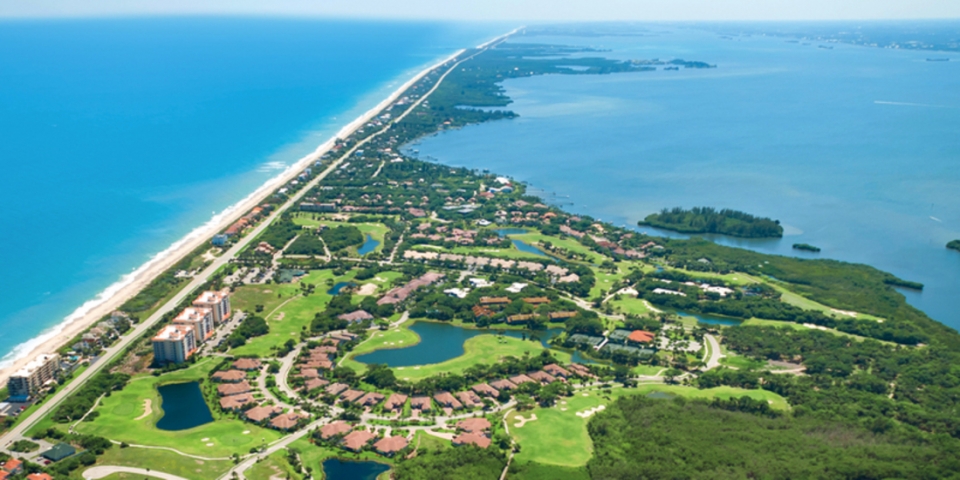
[327,282,356,295]
[322,459,390,480]
[155,381,213,431]
[354,321,593,367]
[357,234,380,256]
[675,310,743,327]
[493,228,551,258]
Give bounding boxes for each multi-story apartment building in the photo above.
[173,307,214,342]
[7,353,61,400]
[152,325,197,364]
[192,289,231,325]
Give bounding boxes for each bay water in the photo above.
[409,25,960,330]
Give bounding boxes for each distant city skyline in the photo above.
[3,0,960,21]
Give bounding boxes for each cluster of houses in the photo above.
[470,296,578,325]
[152,289,231,365]
[409,224,478,245]
[216,205,272,245]
[376,272,445,305]
[318,421,410,456]
[214,358,310,431]
[294,333,358,392]
[402,252,580,283]
[0,458,53,480]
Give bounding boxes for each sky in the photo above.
[2,0,959,21]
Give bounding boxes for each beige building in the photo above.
[7,353,61,399]
[152,325,197,364]
[173,307,214,342]
[193,289,231,325]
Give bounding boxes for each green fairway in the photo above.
[410,244,546,260]
[589,267,629,299]
[509,384,789,467]
[247,450,301,480]
[390,335,572,382]
[74,359,283,457]
[608,296,651,316]
[91,443,234,480]
[509,232,608,264]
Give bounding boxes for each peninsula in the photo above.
[949,239,960,252]
[1,29,958,480]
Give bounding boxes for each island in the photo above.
[948,239,960,252]
[792,243,820,252]
[638,207,784,238]
[0,28,957,480]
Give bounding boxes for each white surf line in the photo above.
[874,100,955,108]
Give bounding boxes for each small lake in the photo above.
[327,282,356,295]
[155,381,213,431]
[675,310,743,326]
[322,459,390,480]
[357,234,380,255]
[494,228,551,258]
[355,321,592,366]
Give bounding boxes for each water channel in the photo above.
[354,321,593,366]
[155,381,213,431]
[493,228,551,258]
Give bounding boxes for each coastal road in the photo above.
[83,466,189,480]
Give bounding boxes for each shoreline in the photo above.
[0,45,473,386]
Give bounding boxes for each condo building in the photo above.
[173,307,214,342]
[7,353,61,400]
[193,289,231,325]
[152,325,197,364]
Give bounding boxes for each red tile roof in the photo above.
[471,383,499,397]
[320,420,353,439]
[340,389,365,403]
[219,393,256,411]
[212,370,247,382]
[217,381,253,396]
[341,430,377,451]
[453,432,491,448]
[628,330,656,343]
[456,417,491,433]
[509,374,535,385]
[374,435,409,455]
[384,393,408,411]
[410,396,432,411]
[233,358,262,370]
[269,413,303,430]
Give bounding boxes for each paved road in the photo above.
[703,334,724,370]
[83,466,189,480]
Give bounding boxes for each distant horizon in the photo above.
[3,0,960,22]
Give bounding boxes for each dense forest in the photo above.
[586,395,960,479]
[393,446,506,480]
[948,239,960,252]
[639,207,783,238]
[319,225,364,252]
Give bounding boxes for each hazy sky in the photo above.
[2,0,959,21]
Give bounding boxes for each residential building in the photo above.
[192,289,231,324]
[211,370,247,383]
[341,430,377,452]
[320,420,353,440]
[152,325,197,364]
[233,358,262,371]
[374,436,409,456]
[453,432,491,448]
[7,353,61,400]
[173,307,214,342]
[471,383,499,397]
[456,417,491,433]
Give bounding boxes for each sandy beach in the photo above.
[0,47,469,386]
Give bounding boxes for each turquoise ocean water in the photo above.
[0,18,506,366]
[409,25,960,330]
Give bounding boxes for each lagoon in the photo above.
[327,282,355,295]
[355,321,592,366]
[495,228,551,258]
[155,382,213,431]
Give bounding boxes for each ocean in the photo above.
[408,25,960,330]
[0,18,507,366]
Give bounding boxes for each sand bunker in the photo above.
[134,399,152,421]
[513,413,538,428]
[201,438,210,442]
[576,405,606,418]
[357,283,378,295]
[242,430,251,434]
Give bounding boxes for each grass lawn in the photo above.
[509,383,789,468]
[247,450,301,480]
[391,335,572,382]
[89,444,234,480]
[740,318,890,344]
[231,270,348,357]
[589,267,629,299]
[412,430,450,452]
[340,321,422,371]
[74,358,283,457]
[607,296,650,316]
